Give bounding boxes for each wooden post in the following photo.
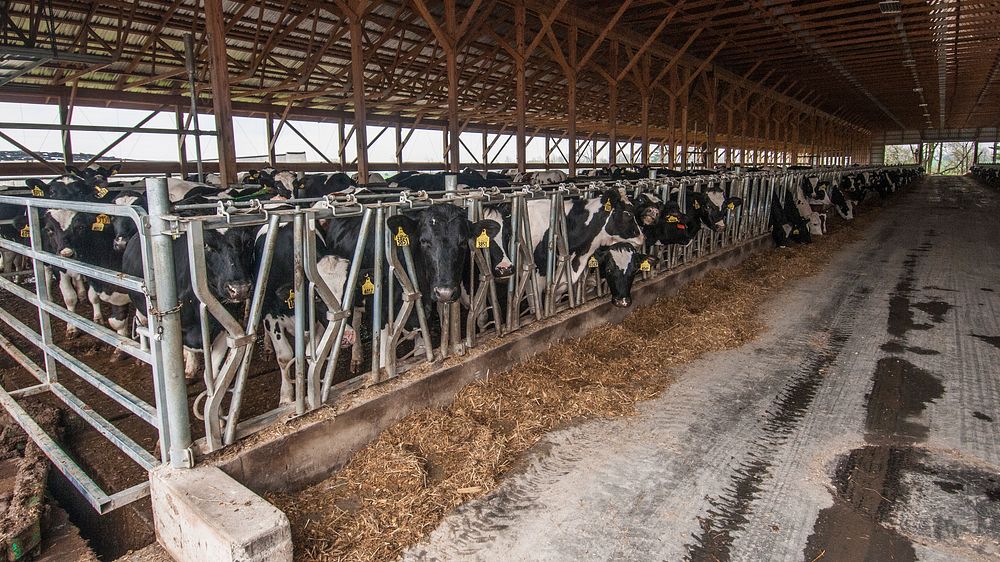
[680,104,689,171]
[444,0,460,173]
[641,94,650,166]
[608,41,619,166]
[482,130,488,173]
[567,23,578,176]
[348,4,369,179]
[667,94,676,167]
[395,118,404,170]
[175,106,188,174]
[265,112,276,165]
[515,0,526,173]
[59,97,73,167]
[205,0,238,185]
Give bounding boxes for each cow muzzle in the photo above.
[493,262,514,279]
[113,236,129,252]
[59,248,75,258]
[432,286,458,303]
[223,281,252,302]
[612,297,632,308]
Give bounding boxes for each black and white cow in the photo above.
[42,207,131,338]
[591,242,655,308]
[254,222,354,404]
[525,188,644,305]
[292,173,358,198]
[770,189,812,247]
[671,186,743,236]
[122,228,255,378]
[513,170,569,185]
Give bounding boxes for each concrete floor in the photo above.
[405,175,1000,562]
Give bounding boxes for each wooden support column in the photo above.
[667,94,676,167]
[567,23,578,176]
[175,106,189,174]
[396,118,404,170]
[482,131,488,173]
[337,116,347,169]
[640,94,650,166]
[348,2,369,180]
[444,0,460,172]
[515,1,527,173]
[265,112,277,165]
[59,97,73,167]
[608,41,619,166]
[725,108,734,165]
[205,0,238,185]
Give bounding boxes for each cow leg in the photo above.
[265,314,296,405]
[88,285,104,325]
[72,274,87,304]
[182,346,201,380]
[58,272,80,336]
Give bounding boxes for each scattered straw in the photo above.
[268,200,886,562]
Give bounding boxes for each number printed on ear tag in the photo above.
[588,255,599,268]
[361,274,375,295]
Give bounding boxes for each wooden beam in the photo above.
[205,0,237,185]
[348,1,370,180]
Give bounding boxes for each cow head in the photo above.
[111,192,144,252]
[481,205,514,279]
[66,164,121,189]
[386,205,500,303]
[43,209,113,261]
[652,202,695,246]
[599,188,643,242]
[273,171,298,198]
[829,186,854,220]
[26,175,102,200]
[687,188,742,232]
[592,242,654,308]
[203,229,255,303]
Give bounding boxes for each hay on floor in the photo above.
[268,205,877,562]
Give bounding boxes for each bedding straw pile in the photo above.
[269,208,877,561]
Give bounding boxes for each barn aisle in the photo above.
[405,175,1000,562]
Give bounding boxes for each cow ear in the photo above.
[65,165,83,177]
[469,219,500,240]
[108,163,122,175]
[25,178,45,189]
[592,246,610,264]
[723,197,743,210]
[386,214,418,237]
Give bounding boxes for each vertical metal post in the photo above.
[183,35,204,181]
[293,213,307,415]
[26,206,57,379]
[370,206,385,378]
[145,178,194,469]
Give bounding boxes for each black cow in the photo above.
[634,193,695,247]
[122,229,254,378]
[671,186,743,235]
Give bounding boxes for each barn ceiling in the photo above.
[1,0,996,142]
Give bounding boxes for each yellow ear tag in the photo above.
[727,201,735,210]
[639,259,651,272]
[285,290,295,309]
[604,201,612,212]
[31,186,44,197]
[792,228,800,235]
[693,200,701,210]
[393,227,410,247]
[19,225,30,238]
[475,229,490,249]
[91,213,111,231]
[95,186,109,198]
[110,169,118,176]
[361,274,375,295]
[588,255,599,269]
[666,215,680,223]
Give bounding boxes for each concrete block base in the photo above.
[149,465,292,562]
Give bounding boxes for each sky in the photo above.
[0,102,585,168]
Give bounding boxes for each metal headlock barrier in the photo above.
[0,165,911,512]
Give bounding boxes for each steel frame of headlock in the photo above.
[0,180,192,514]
